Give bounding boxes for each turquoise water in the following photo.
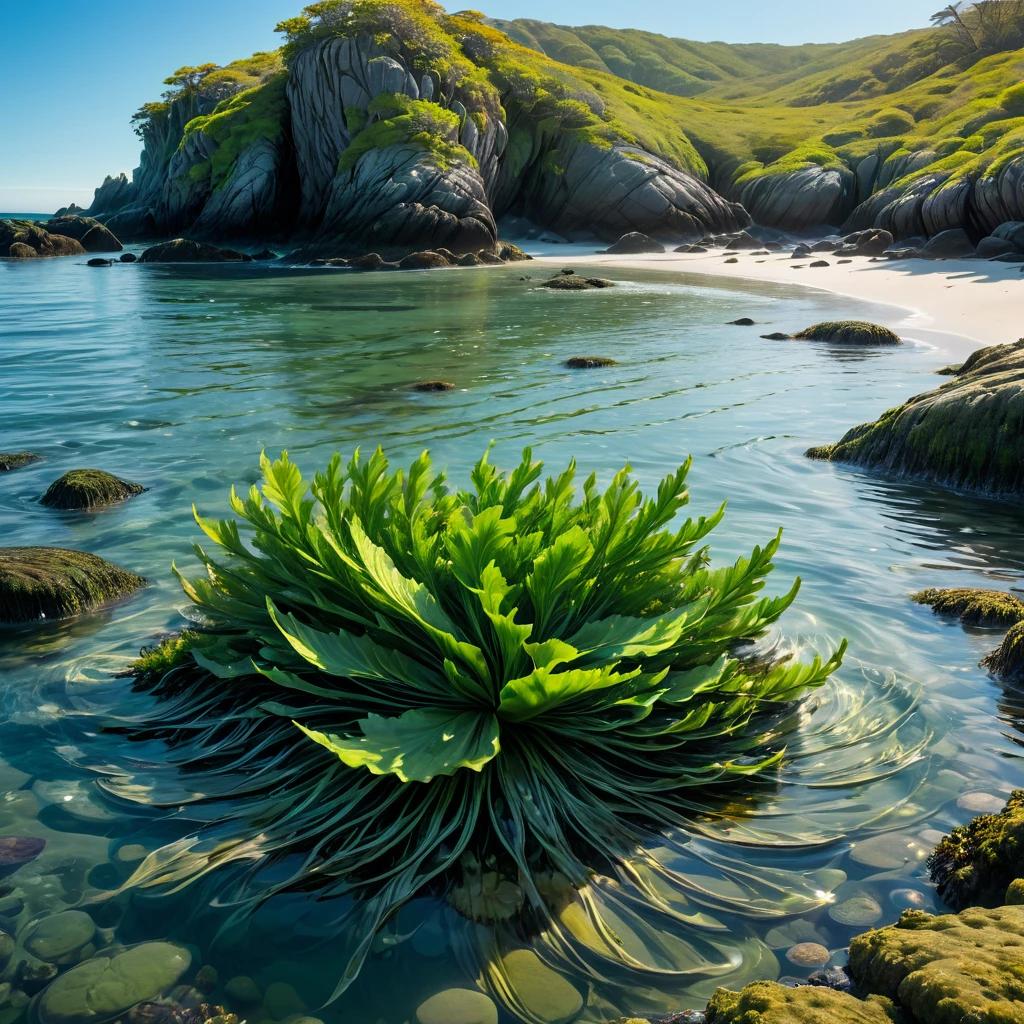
[0,253,1022,1023]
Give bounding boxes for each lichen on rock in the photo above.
[926,791,1024,910]
[912,587,1024,628]
[40,470,144,510]
[0,547,146,624]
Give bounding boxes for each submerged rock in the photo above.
[793,321,901,345]
[566,356,617,368]
[411,381,455,392]
[119,253,137,263]
[415,989,497,1024]
[982,621,1024,681]
[912,587,1024,628]
[0,547,146,624]
[927,791,1023,910]
[41,470,144,510]
[87,258,113,267]
[0,836,46,870]
[728,318,756,326]
[705,981,892,1024]
[37,942,191,1024]
[137,239,250,263]
[604,232,665,254]
[544,276,613,290]
[499,949,582,1024]
[761,332,791,341]
[24,910,96,963]
[0,453,40,472]
[848,903,1024,1023]
[804,339,1024,496]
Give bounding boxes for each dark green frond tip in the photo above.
[982,620,1024,681]
[565,356,617,368]
[0,547,146,624]
[115,445,845,984]
[0,453,41,472]
[927,791,1024,910]
[40,470,145,510]
[912,588,1024,629]
[793,321,902,346]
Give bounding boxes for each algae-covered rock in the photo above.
[566,356,617,368]
[137,239,249,263]
[848,904,1024,1023]
[24,910,96,963]
[805,339,1024,496]
[705,981,893,1024]
[415,989,497,1024]
[982,620,1024,681]
[500,949,582,1024]
[793,322,901,346]
[927,791,1024,910]
[544,276,613,290]
[411,381,455,392]
[37,942,191,1024]
[0,547,146,624]
[0,453,40,472]
[912,587,1024,628]
[40,470,144,510]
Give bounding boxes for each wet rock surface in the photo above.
[137,240,250,263]
[0,454,40,473]
[792,321,901,345]
[40,470,144,511]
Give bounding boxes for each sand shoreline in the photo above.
[532,249,1022,360]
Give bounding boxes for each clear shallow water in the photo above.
[0,254,1022,1023]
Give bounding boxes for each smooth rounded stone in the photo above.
[849,833,927,870]
[889,887,934,911]
[983,620,1024,681]
[25,910,96,962]
[80,226,122,254]
[87,259,113,268]
[477,251,503,265]
[263,982,305,1020]
[41,470,144,510]
[0,930,13,970]
[0,453,40,472]
[19,961,58,995]
[398,250,451,270]
[675,243,708,253]
[761,332,791,341]
[500,949,582,1024]
[785,942,830,967]
[727,318,756,325]
[415,989,497,1024]
[194,965,217,994]
[33,780,118,822]
[604,232,665,254]
[957,792,1007,814]
[828,895,883,927]
[976,235,1015,258]
[37,942,191,1024]
[224,976,261,1004]
[921,228,976,259]
[809,260,829,267]
[1007,879,1024,904]
[0,837,45,870]
[119,253,137,263]
[834,228,892,257]
[115,844,148,864]
[793,321,901,345]
[497,242,531,262]
[913,587,1024,628]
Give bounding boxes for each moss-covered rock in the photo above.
[498,241,532,261]
[0,453,40,472]
[41,470,144,510]
[793,322,901,346]
[0,547,146,624]
[805,339,1024,496]
[544,276,613,289]
[566,356,617,368]
[912,587,1024,628]
[1007,879,1024,905]
[927,791,1024,910]
[411,380,455,391]
[848,904,1024,1024]
[705,981,894,1024]
[982,620,1024,681]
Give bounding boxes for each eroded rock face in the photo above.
[733,165,855,232]
[805,339,1024,497]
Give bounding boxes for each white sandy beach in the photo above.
[534,249,1023,360]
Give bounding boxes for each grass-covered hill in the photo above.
[87,0,1024,250]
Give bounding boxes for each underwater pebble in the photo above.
[501,949,582,1024]
[24,910,95,962]
[263,982,306,1020]
[415,989,498,1024]
[116,844,148,863]
[848,833,926,870]
[956,792,1005,814]
[785,942,830,966]
[194,965,218,994]
[0,837,45,869]
[224,976,261,1005]
[889,887,934,911]
[828,895,883,926]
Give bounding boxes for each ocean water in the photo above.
[0,253,1022,1024]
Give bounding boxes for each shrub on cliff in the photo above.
[116,446,843,994]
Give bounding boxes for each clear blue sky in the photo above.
[0,0,942,213]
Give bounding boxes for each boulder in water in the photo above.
[0,547,146,624]
[0,453,40,472]
[912,588,1024,628]
[565,356,617,368]
[138,239,250,263]
[728,318,756,326]
[793,321,901,345]
[1,221,86,258]
[87,258,113,267]
[805,339,1024,496]
[604,232,665,254]
[544,276,613,290]
[982,621,1024,681]
[119,252,137,263]
[41,470,144,510]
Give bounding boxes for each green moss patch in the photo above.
[0,453,40,472]
[706,981,894,1024]
[132,631,201,677]
[41,470,145,511]
[912,587,1024,628]
[0,547,146,624]
[927,791,1024,910]
[982,620,1024,681]
[793,321,901,346]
